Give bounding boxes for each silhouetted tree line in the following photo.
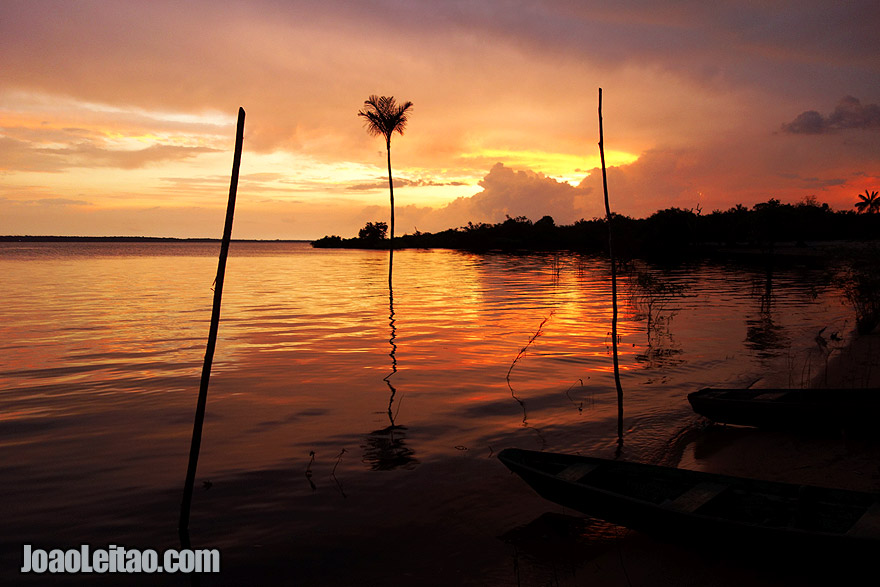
[312,198,880,258]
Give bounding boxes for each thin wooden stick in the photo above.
[179,107,245,533]
[598,89,624,442]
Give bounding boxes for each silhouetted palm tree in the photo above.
[358,95,413,249]
[855,189,880,214]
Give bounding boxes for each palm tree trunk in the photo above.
[386,140,395,242]
[598,88,624,444]
[386,139,394,289]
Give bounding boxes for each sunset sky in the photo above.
[2,0,878,239]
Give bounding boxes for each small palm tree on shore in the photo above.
[358,95,413,250]
[854,189,879,214]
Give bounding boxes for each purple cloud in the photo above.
[782,96,880,134]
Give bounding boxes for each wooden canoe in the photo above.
[498,448,880,552]
[687,387,880,430]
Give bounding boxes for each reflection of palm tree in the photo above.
[357,95,413,283]
[744,267,789,358]
[384,282,398,426]
[362,425,418,471]
[361,259,418,471]
[855,190,879,214]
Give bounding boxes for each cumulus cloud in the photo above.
[576,148,700,215]
[379,163,594,233]
[782,96,880,134]
[388,140,861,236]
[437,163,588,225]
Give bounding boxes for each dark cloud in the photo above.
[0,136,58,172]
[30,197,93,207]
[4,0,877,161]
[782,110,825,134]
[0,135,219,172]
[346,177,468,191]
[782,96,880,134]
[776,173,847,189]
[1,196,93,207]
[43,143,220,169]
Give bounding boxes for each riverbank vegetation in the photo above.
[312,197,880,258]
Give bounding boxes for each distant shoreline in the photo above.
[0,236,310,243]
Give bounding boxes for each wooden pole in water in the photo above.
[180,107,245,533]
[598,89,624,442]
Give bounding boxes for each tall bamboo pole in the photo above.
[598,89,624,442]
[180,107,245,533]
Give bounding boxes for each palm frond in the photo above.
[854,189,880,214]
[357,95,413,143]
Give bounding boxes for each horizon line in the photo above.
[0,235,312,242]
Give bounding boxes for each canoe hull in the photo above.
[687,387,880,430]
[499,448,880,553]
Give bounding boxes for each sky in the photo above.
[1,0,879,239]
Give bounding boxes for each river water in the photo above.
[0,241,857,584]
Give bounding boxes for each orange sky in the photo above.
[1,0,878,239]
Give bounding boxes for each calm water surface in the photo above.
[0,241,856,584]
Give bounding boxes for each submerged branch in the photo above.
[506,312,555,434]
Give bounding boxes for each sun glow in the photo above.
[458,148,639,185]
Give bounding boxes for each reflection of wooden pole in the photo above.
[598,89,624,442]
[180,107,245,533]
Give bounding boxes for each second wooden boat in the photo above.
[687,387,880,430]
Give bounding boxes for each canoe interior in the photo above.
[690,387,880,404]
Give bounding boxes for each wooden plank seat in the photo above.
[665,482,728,513]
[556,462,599,482]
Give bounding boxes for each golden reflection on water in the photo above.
[0,242,853,495]
[0,241,865,586]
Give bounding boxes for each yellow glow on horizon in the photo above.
[458,148,639,184]
[4,88,657,235]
